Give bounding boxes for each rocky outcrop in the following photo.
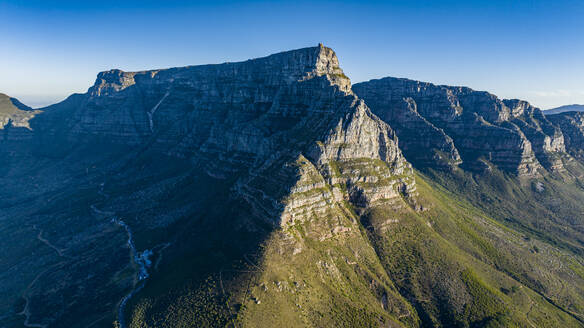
[548,111,584,159]
[5,45,414,228]
[0,44,421,327]
[503,99,566,170]
[4,45,584,328]
[353,77,565,175]
[348,82,461,168]
[0,93,41,140]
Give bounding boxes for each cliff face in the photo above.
[3,46,584,328]
[353,77,566,175]
[0,46,418,327]
[548,111,584,159]
[6,45,413,224]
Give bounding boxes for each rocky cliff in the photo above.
[548,111,584,159]
[2,46,584,328]
[6,45,414,223]
[353,77,566,175]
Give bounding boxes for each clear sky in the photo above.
[0,0,582,109]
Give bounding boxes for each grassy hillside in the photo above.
[124,161,584,327]
[366,172,584,327]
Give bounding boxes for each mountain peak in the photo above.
[88,45,351,97]
[0,92,38,131]
[89,69,140,96]
[0,93,32,112]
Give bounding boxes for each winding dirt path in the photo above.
[35,227,70,259]
[18,224,73,328]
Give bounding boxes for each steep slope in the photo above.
[354,76,584,326]
[0,45,418,328]
[0,93,41,138]
[548,111,584,159]
[1,46,584,328]
[353,77,566,175]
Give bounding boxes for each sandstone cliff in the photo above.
[6,45,414,226]
[0,44,421,327]
[2,46,584,328]
[548,111,584,160]
[353,77,565,175]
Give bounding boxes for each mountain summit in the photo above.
[1,45,584,328]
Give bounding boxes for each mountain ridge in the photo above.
[1,45,584,328]
[545,104,584,115]
[353,76,566,175]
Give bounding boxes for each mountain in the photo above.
[0,93,39,129]
[545,104,584,115]
[353,77,566,174]
[1,45,584,328]
[548,111,584,159]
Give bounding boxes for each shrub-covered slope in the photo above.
[0,46,583,328]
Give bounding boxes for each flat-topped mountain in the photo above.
[2,45,584,328]
[0,45,418,327]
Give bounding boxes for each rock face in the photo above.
[3,45,584,328]
[65,45,412,222]
[548,111,584,159]
[8,46,414,220]
[353,77,566,175]
[0,46,418,327]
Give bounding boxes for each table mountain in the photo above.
[2,45,584,328]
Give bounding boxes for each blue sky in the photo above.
[0,0,582,109]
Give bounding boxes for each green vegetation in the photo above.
[116,153,584,328]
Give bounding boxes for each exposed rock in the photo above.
[503,99,566,170]
[548,111,584,159]
[354,77,565,175]
[0,93,41,140]
[4,45,413,228]
[2,45,584,328]
[349,81,461,168]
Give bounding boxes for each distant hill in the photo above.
[0,93,40,129]
[544,104,584,115]
[0,93,32,113]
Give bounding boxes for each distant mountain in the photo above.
[544,104,584,115]
[2,45,584,328]
[0,93,32,110]
[0,93,40,130]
